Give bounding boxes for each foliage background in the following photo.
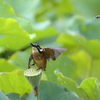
[0,0,100,100]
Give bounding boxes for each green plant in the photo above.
[0,0,100,100]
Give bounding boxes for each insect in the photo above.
[28,43,67,71]
[96,15,100,18]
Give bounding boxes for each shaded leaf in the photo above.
[21,90,36,100]
[15,17,34,34]
[0,91,10,100]
[4,0,41,22]
[6,93,21,100]
[44,56,78,83]
[32,27,58,42]
[39,81,82,100]
[8,49,31,70]
[0,0,14,18]
[71,0,100,17]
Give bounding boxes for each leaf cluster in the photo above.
[0,0,100,100]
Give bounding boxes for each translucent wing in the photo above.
[43,48,67,61]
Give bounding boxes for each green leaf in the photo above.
[0,0,14,18]
[71,0,100,17]
[0,59,19,72]
[0,91,10,100]
[56,73,100,100]
[6,93,21,100]
[4,80,83,100]
[15,17,33,34]
[57,33,100,59]
[57,0,74,16]
[0,0,34,34]
[8,49,31,70]
[32,27,58,42]
[56,73,88,100]
[39,81,82,100]
[21,91,36,100]
[96,84,100,100]
[0,70,32,96]
[70,50,91,80]
[0,18,31,50]
[4,0,41,21]
[57,33,85,52]
[92,59,100,82]
[79,78,97,100]
[44,56,78,83]
[80,20,100,40]
[79,40,100,59]
[62,16,100,41]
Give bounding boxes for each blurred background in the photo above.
[0,0,100,99]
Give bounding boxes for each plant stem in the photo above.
[87,57,94,77]
[36,94,39,100]
[34,86,40,100]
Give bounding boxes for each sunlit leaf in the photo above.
[79,40,100,59]
[57,0,74,16]
[70,50,91,80]
[56,73,88,99]
[0,18,31,50]
[57,33,85,52]
[0,0,34,34]
[79,78,97,100]
[92,59,100,82]
[0,59,19,72]
[0,70,32,96]
[56,73,100,100]
[57,33,100,59]
[0,0,100,99]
